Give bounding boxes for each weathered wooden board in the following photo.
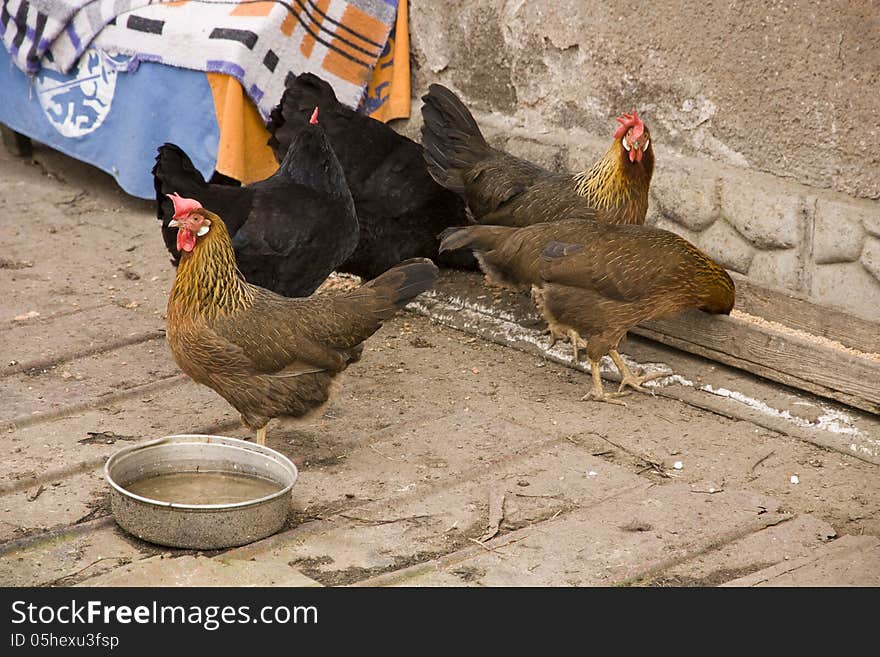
[634,310,880,415]
[730,273,880,355]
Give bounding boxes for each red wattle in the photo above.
[177,229,196,253]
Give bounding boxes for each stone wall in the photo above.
[399,0,880,322]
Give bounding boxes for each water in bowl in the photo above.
[124,471,283,505]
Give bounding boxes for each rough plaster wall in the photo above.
[404,0,880,321]
[409,0,879,199]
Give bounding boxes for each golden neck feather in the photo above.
[572,142,647,212]
[689,252,736,314]
[169,217,254,318]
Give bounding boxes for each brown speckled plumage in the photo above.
[421,84,653,228]
[439,220,734,397]
[167,208,438,433]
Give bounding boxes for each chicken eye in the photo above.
[621,136,631,152]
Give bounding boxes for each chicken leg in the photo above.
[255,426,267,446]
[567,330,588,362]
[544,326,563,349]
[609,350,666,394]
[543,323,586,362]
[580,358,627,406]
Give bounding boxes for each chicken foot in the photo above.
[543,324,586,362]
[609,350,666,394]
[580,359,627,406]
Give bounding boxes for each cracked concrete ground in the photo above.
[1,144,878,587]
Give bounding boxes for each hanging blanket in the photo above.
[1,0,400,118]
[0,44,221,198]
[0,1,411,200]
[1,0,161,74]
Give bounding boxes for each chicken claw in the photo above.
[543,324,586,362]
[609,350,665,395]
[579,359,628,406]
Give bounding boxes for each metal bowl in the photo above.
[105,434,297,550]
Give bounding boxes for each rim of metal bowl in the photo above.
[104,434,298,511]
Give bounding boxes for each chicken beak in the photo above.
[626,138,644,163]
[168,218,181,229]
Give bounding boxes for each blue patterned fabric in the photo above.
[0,45,219,198]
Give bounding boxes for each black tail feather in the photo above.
[267,72,340,162]
[420,84,492,193]
[152,143,206,198]
[152,143,209,264]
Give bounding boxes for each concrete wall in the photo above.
[400,0,880,322]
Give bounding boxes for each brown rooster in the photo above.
[421,84,653,227]
[439,220,735,403]
[165,194,438,445]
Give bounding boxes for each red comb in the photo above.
[613,110,644,141]
[166,193,203,219]
[310,107,319,125]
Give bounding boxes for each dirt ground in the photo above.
[1,143,878,587]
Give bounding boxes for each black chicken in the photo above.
[153,112,358,298]
[267,72,476,278]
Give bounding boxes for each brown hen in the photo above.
[165,194,438,444]
[439,220,735,403]
[421,84,653,228]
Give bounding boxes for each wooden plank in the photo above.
[730,273,880,354]
[634,311,880,415]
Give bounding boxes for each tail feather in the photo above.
[266,103,287,157]
[153,143,208,264]
[438,225,512,255]
[420,84,492,193]
[422,84,484,142]
[363,258,439,315]
[152,143,206,196]
[267,72,340,162]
